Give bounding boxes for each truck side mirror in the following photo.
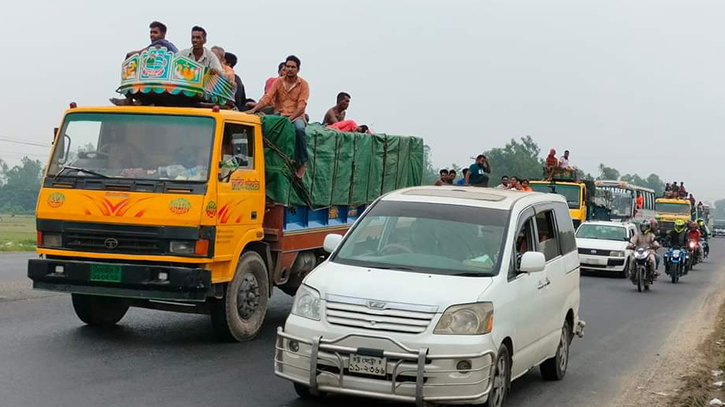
[520,252,546,273]
[323,234,343,254]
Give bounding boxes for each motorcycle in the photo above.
[632,247,655,292]
[664,246,686,284]
[702,239,710,259]
[688,240,701,269]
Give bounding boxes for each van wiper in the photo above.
[449,272,489,277]
[54,166,110,179]
[373,265,414,271]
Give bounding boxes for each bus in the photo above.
[594,180,655,222]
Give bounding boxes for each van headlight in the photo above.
[434,302,494,335]
[291,285,322,321]
[611,251,625,258]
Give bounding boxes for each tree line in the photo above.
[0,158,44,215]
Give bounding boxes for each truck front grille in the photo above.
[65,232,161,254]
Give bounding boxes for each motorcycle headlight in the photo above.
[434,302,493,335]
[611,251,625,258]
[689,241,696,249]
[291,285,322,321]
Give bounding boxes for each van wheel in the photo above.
[293,383,325,399]
[540,319,571,381]
[211,251,269,342]
[71,294,129,327]
[620,260,630,279]
[485,345,511,407]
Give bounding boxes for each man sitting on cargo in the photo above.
[178,26,224,75]
[323,92,351,125]
[125,21,178,58]
[544,149,559,180]
[224,53,247,111]
[465,155,491,187]
[246,55,310,178]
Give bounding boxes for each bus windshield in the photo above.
[530,183,581,209]
[655,202,691,215]
[48,113,215,181]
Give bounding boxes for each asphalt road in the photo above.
[1,242,724,407]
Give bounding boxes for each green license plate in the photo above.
[90,264,122,283]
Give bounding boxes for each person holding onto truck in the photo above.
[125,21,178,58]
[246,55,310,178]
[178,26,224,75]
[545,149,559,180]
[465,155,491,187]
[323,92,351,125]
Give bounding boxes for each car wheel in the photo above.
[620,259,630,279]
[485,345,511,407]
[211,251,269,342]
[541,319,572,381]
[293,383,325,399]
[71,294,130,327]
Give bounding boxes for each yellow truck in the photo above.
[655,197,693,235]
[28,105,422,341]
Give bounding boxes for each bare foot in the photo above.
[295,164,307,179]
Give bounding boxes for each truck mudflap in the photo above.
[28,259,212,302]
[275,327,496,407]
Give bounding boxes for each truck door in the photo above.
[215,122,264,262]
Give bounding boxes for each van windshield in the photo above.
[333,201,509,277]
[48,113,215,181]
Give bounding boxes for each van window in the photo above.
[511,217,536,279]
[553,203,576,254]
[536,210,561,261]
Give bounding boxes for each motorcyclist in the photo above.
[689,221,703,261]
[697,218,710,257]
[629,220,660,279]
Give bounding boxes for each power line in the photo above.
[0,150,48,158]
[0,137,50,148]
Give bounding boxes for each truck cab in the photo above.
[529,181,587,227]
[655,198,692,235]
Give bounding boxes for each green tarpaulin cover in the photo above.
[261,116,423,208]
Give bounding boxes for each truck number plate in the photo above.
[349,354,387,377]
[90,264,122,283]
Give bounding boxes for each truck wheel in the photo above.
[211,251,269,342]
[540,319,572,381]
[71,294,129,327]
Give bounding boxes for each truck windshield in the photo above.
[656,202,691,215]
[333,201,508,277]
[576,224,627,241]
[48,113,215,181]
[530,183,581,209]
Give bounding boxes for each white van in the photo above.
[274,186,585,407]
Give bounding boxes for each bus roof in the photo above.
[595,180,655,193]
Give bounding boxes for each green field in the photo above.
[0,215,36,252]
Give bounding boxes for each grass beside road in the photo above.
[0,214,36,252]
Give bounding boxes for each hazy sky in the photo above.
[1,0,723,202]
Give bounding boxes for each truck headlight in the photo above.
[291,285,322,321]
[42,233,62,248]
[434,302,494,335]
[611,251,625,258]
[169,240,195,254]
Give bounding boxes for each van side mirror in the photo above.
[520,252,546,273]
[323,234,343,254]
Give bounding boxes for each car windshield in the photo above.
[48,113,215,181]
[656,202,691,215]
[530,183,581,209]
[333,201,509,277]
[576,224,627,241]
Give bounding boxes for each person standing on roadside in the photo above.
[247,55,310,178]
[465,155,491,187]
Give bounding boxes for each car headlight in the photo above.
[291,285,322,321]
[434,302,493,335]
[611,250,625,258]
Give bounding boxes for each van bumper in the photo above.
[27,259,212,302]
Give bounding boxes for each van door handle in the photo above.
[537,278,551,290]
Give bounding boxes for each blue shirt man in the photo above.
[456,169,468,185]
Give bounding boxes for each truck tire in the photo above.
[71,294,130,327]
[211,251,269,342]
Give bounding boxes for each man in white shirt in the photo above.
[178,26,223,75]
[559,150,572,169]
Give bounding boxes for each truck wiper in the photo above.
[54,166,110,179]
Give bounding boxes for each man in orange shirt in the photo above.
[544,149,559,180]
[636,192,644,209]
[247,55,310,178]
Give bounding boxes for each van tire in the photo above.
[211,251,269,342]
[485,345,511,407]
[540,319,572,380]
[293,383,325,399]
[71,294,129,327]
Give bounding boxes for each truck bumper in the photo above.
[28,259,212,302]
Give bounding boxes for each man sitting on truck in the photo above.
[246,55,310,178]
[178,26,224,75]
[544,149,558,180]
[466,155,491,187]
[323,92,351,125]
[125,21,178,58]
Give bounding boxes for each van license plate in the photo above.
[90,264,122,283]
[349,354,387,377]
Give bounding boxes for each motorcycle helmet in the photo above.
[697,218,705,228]
[649,218,658,231]
[674,219,686,233]
[639,220,650,234]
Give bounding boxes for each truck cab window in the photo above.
[219,123,254,182]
